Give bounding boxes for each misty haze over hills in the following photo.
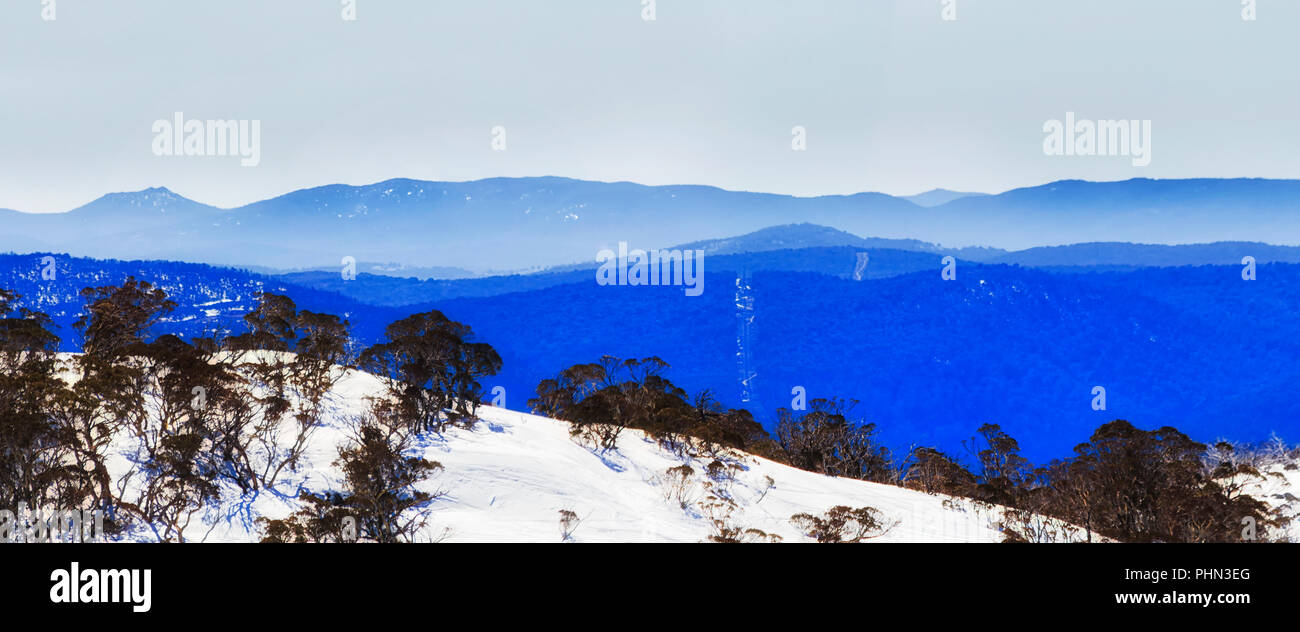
[4,177,1300,272]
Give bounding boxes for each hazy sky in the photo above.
[2,0,1296,212]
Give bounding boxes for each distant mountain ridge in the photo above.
[4,176,1300,271]
[272,224,1300,307]
[278,245,965,307]
[245,262,478,281]
[902,188,989,207]
[991,241,1300,267]
[669,223,1002,259]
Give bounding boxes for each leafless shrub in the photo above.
[999,508,1079,543]
[574,422,624,453]
[655,464,699,510]
[755,475,776,504]
[704,459,743,499]
[790,505,897,543]
[699,490,780,543]
[558,509,584,542]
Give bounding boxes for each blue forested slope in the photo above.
[2,252,1294,462]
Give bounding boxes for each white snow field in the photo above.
[91,360,1080,543]
[75,356,1298,543]
[1240,460,1300,542]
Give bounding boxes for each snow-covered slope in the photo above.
[1240,461,1300,542]
[73,357,1298,543]
[98,363,1062,543]
[369,405,1008,543]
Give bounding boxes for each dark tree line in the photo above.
[533,358,1289,543]
[359,310,502,434]
[0,279,499,542]
[529,355,779,459]
[775,398,894,484]
[894,421,1283,543]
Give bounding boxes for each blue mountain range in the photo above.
[4,176,1300,271]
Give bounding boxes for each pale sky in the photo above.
[1,0,1296,212]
